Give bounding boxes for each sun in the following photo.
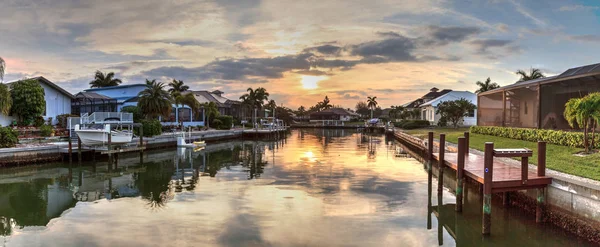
[300,75,327,90]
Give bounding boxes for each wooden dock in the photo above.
[395,131,552,235]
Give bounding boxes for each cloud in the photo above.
[508,0,546,27]
[470,39,514,53]
[424,25,481,45]
[376,31,402,38]
[303,44,343,56]
[569,35,600,43]
[496,23,509,33]
[351,36,417,62]
[558,5,599,12]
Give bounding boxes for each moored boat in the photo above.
[74,124,133,146]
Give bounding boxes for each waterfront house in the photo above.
[401,87,452,119]
[189,90,242,119]
[0,76,74,126]
[477,62,600,129]
[309,108,359,125]
[419,91,477,126]
[82,84,204,126]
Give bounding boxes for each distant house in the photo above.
[82,84,204,126]
[0,76,74,126]
[401,87,452,120]
[190,90,242,119]
[420,91,477,126]
[478,62,600,129]
[309,108,359,124]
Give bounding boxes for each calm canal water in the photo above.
[0,129,594,246]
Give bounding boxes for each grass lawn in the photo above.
[404,127,600,181]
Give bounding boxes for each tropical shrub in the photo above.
[470,126,600,149]
[435,98,476,128]
[40,124,53,137]
[139,119,162,137]
[0,127,18,148]
[33,116,45,127]
[57,114,78,128]
[394,120,430,129]
[10,79,45,126]
[121,106,143,123]
[214,115,233,130]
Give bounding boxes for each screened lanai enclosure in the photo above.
[71,92,118,115]
[478,63,600,129]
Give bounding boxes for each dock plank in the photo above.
[432,152,552,192]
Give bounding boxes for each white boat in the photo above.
[74,124,133,146]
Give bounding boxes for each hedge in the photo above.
[0,127,18,148]
[394,120,430,130]
[470,126,600,149]
[214,115,233,130]
[139,119,162,137]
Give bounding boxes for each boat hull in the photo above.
[76,129,133,146]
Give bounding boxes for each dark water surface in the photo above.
[0,129,594,246]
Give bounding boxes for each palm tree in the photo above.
[321,96,332,110]
[516,68,545,82]
[168,79,195,127]
[168,79,189,95]
[240,87,269,127]
[0,83,11,115]
[297,106,306,119]
[89,71,122,88]
[367,96,378,118]
[475,77,500,93]
[202,102,219,129]
[564,93,600,153]
[138,79,173,120]
[0,57,5,83]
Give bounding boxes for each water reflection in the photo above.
[0,129,594,246]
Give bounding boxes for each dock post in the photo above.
[463,132,470,156]
[483,142,494,235]
[537,141,547,223]
[437,134,446,197]
[427,131,433,230]
[140,125,144,165]
[68,138,73,165]
[456,137,465,212]
[108,130,112,170]
[77,137,82,166]
[503,192,510,207]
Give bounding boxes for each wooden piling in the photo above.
[107,130,112,170]
[537,141,547,223]
[503,192,510,207]
[483,142,494,235]
[521,155,529,185]
[427,131,433,230]
[438,134,446,197]
[464,132,470,156]
[68,138,73,165]
[456,137,465,212]
[77,137,82,166]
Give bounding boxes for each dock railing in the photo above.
[82,112,134,124]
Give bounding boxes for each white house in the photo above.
[0,77,74,126]
[420,91,477,126]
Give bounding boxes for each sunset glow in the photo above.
[300,75,327,90]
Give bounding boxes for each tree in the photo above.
[564,93,600,153]
[168,79,189,95]
[367,96,378,118]
[435,98,476,128]
[475,77,500,93]
[168,80,197,127]
[240,87,269,126]
[321,96,332,110]
[89,71,122,88]
[10,79,45,125]
[296,106,306,118]
[0,57,5,82]
[516,68,545,82]
[121,106,143,123]
[0,83,11,115]
[202,102,220,129]
[138,79,173,120]
[355,101,369,117]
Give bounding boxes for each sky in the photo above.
[1,0,600,110]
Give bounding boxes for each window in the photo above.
[468,109,475,117]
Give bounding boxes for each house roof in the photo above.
[189,90,239,107]
[7,76,75,99]
[422,89,452,99]
[310,108,359,116]
[420,91,477,107]
[75,92,113,100]
[480,62,600,96]
[402,89,452,108]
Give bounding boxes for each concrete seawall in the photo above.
[392,130,600,243]
[0,129,248,166]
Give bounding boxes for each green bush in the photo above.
[214,115,233,130]
[0,127,18,148]
[57,114,78,128]
[121,106,143,123]
[393,120,430,130]
[139,119,162,137]
[40,125,53,137]
[470,126,600,149]
[33,116,45,127]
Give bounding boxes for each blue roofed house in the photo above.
[81,84,205,126]
[0,76,74,126]
[419,91,477,126]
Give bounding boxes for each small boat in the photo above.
[74,124,133,146]
[193,140,206,147]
